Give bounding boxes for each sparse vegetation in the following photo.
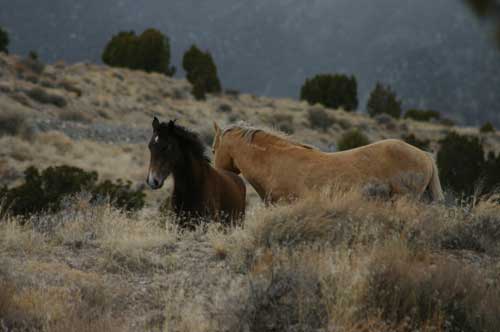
[307,106,334,131]
[367,82,402,118]
[0,111,32,139]
[102,29,175,76]
[440,117,456,127]
[480,121,495,133]
[403,133,431,150]
[337,129,370,151]
[270,113,295,134]
[300,73,358,111]
[182,45,222,100]
[58,109,92,123]
[26,87,67,107]
[2,188,500,331]
[404,108,441,122]
[437,132,485,196]
[0,26,8,53]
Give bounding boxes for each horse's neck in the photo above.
[172,155,208,211]
[230,136,280,197]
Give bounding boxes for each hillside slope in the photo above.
[1,53,498,192]
[1,54,500,331]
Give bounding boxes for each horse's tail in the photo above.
[427,153,444,202]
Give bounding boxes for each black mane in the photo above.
[159,121,209,162]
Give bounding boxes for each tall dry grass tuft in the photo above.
[0,258,125,332]
[201,189,500,331]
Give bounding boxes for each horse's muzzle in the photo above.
[146,173,164,189]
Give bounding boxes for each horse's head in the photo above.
[147,117,183,189]
[212,122,240,174]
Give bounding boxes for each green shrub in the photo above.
[92,180,145,212]
[480,122,495,133]
[0,166,145,217]
[16,55,45,77]
[437,132,485,196]
[367,82,402,118]
[402,134,430,151]
[337,129,370,151]
[404,109,441,122]
[300,74,358,111]
[482,152,500,194]
[0,27,8,54]
[28,51,38,61]
[102,29,175,76]
[440,118,456,127]
[307,107,334,132]
[182,45,222,100]
[224,89,240,97]
[270,113,295,134]
[0,112,33,140]
[26,88,66,108]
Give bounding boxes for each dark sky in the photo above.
[1,0,499,125]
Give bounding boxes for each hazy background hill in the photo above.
[1,0,499,125]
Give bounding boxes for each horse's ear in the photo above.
[167,120,177,131]
[152,117,160,131]
[213,121,221,135]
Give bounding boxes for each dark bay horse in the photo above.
[147,118,246,226]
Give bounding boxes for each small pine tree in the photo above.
[437,132,485,196]
[367,82,402,118]
[479,121,495,133]
[182,45,221,100]
[137,29,175,75]
[28,50,39,60]
[300,74,358,111]
[0,26,9,54]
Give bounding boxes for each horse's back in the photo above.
[285,139,434,197]
[328,139,434,195]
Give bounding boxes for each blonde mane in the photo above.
[222,122,317,150]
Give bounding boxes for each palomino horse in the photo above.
[212,123,444,203]
[147,118,246,226]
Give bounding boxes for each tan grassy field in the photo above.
[1,191,500,331]
[1,53,500,331]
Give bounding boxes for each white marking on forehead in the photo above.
[154,135,159,143]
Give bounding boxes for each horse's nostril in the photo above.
[153,178,159,186]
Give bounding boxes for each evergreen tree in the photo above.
[0,26,9,54]
[182,45,221,100]
[437,132,485,196]
[367,82,402,118]
[102,29,175,76]
[300,74,358,111]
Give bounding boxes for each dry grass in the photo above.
[198,190,500,331]
[0,132,148,184]
[1,188,500,330]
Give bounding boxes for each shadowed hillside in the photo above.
[1,52,500,331]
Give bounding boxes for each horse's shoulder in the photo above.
[215,168,245,186]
